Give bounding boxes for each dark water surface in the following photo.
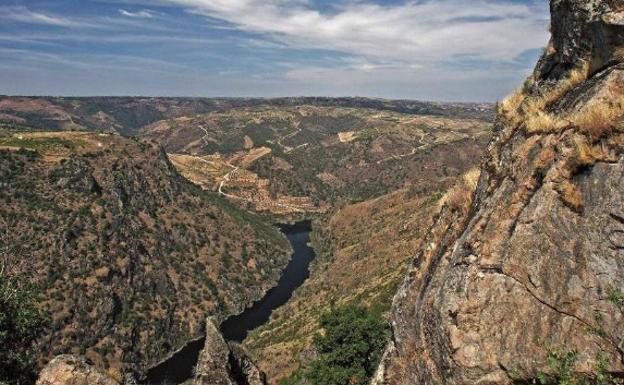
[145,221,315,385]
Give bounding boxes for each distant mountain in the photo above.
[0,130,290,379]
[0,96,494,136]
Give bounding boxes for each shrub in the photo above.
[536,351,622,385]
[0,269,46,385]
[307,305,389,385]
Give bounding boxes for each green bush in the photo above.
[0,270,46,385]
[536,351,622,385]
[307,305,389,385]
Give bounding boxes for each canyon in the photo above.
[3,1,624,385]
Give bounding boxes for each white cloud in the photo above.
[119,9,156,18]
[160,0,549,65]
[0,6,89,27]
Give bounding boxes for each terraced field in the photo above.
[142,105,492,216]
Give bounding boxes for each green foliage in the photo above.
[537,351,580,385]
[0,270,46,385]
[307,305,389,385]
[606,287,624,309]
[279,368,305,385]
[535,351,622,385]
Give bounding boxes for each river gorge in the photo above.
[144,221,315,385]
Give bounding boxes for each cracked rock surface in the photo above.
[36,355,120,385]
[376,1,624,384]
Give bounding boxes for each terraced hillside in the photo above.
[0,130,290,380]
[142,106,492,215]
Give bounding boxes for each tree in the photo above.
[308,305,389,385]
[0,268,46,385]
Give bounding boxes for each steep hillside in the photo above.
[377,1,624,384]
[142,106,491,215]
[244,170,480,385]
[0,130,290,380]
[0,96,493,136]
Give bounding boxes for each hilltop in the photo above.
[0,96,493,136]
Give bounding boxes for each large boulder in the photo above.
[36,355,120,385]
[378,1,624,384]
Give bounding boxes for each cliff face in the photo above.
[379,1,624,384]
[36,355,120,385]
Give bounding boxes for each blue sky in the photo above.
[0,0,550,102]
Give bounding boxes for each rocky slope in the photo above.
[193,318,266,385]
[0,130,290,380]
[36,318,265,385]
[376,1,624,384]
[36,355,121,385]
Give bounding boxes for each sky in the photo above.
[0,0,551,102]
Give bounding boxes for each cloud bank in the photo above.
[165,0,549,65]
[0,1,551,101]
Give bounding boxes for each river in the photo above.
[144,221,315,385]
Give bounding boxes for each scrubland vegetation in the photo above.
[0,269,46,385]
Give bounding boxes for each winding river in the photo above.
[145,221,315,385]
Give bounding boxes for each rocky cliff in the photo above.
[36,355,121,385]
[378,1,624,384]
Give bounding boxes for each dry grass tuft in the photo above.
[571,135,597,167]
[499,62,590,133]
[523,108,567,133]
[534,147,556,173]
[530,60,590,112]
[574,103,621,139]
[441,167,481,214]
[570,83,624,140]
[556,180,584,212]
[499,88,527,125]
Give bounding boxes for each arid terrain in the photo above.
[3,1,624,385]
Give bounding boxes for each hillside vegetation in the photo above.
[0,96,492,136]
[0,130,290,379]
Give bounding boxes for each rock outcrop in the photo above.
[36,355,120,385]
[193,318,266,385]
[36,318,265,385]
[378,1,624,384]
